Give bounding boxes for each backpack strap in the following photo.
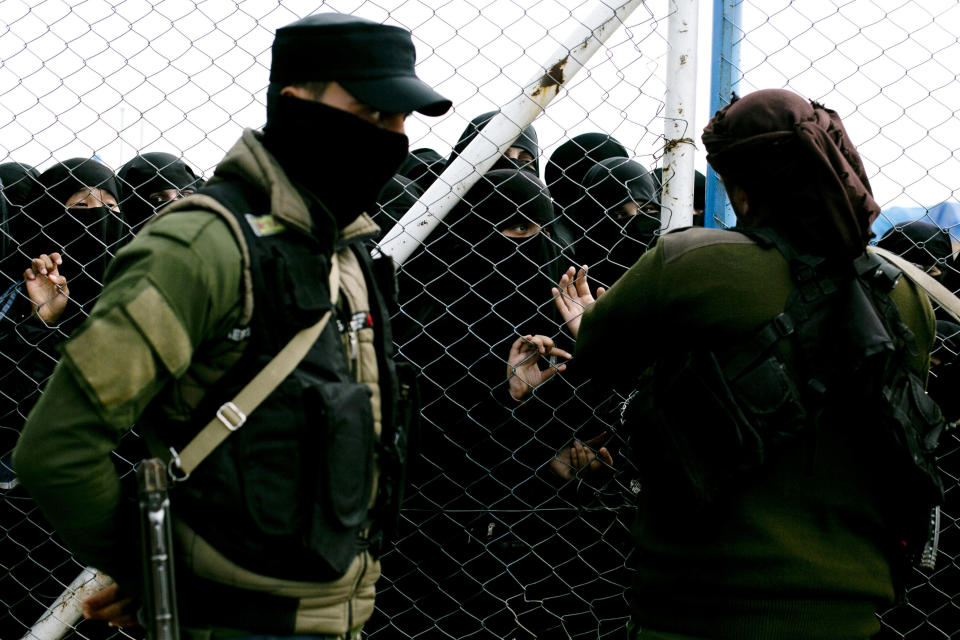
[870,245,960,324]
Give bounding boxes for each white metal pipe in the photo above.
[660,0,699,232]
[377,0,645,266]
[22,568,114,640]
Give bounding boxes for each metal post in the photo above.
[661,0,700,232]
[376,0,645,266]
[705,0,743,228]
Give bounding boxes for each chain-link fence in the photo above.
[0,1,678,638]
[715,2,960,637]
[4,0,960,638]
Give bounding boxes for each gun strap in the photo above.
[868,245,960,324]
[168,253,341,481]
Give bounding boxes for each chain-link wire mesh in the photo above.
[0,1,678,639]
[7,0,960,638]
[725,1,960,637]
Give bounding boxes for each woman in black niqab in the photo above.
[373,174,423,240]
[447,111,541,177]
[385,169,573,639]
[17,158,124,321]
[567,157,659,289]
[398,147,447,194]
[118,152,201,237]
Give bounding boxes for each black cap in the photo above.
[270,13,451,117]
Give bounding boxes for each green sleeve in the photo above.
[575,240,665,384]
[13,210,243,586]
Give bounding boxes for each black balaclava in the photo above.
[20,158,124,318]
[568,157,659,288]
[398,168,562,389]
[876,221,953,282]
[374,174,423,239]
[118,152,201,234]
[929,320,960,422]
[398,148,447,194]
[262,92,409,230]
[447,111,540,177]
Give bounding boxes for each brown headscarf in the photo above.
[702,88,880,258]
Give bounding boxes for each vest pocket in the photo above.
[308,380,375,530]
[241,378,308,537]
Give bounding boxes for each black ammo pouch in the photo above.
[623,346,806,503]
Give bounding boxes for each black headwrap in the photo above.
[398,148,447,194]
[397,169,562,385]
[447,111,540,177]
[545,133,628,213]
[373,174,423,239]
[702,89,880,258]
[19,158,124,319]
[568,157,659,288]
[118,152,201,233]
[876,221,953,282]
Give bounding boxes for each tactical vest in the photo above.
[622,227,945,566]
[144,180,413,583]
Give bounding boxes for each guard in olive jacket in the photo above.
[13,13,451,640]
[564,90,944,639]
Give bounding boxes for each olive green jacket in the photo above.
[14,129,384,636]
[577,227,936,640]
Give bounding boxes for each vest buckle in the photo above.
[216,401,247,431]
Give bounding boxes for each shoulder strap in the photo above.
[166,252,341,482]
[869,245,960,324]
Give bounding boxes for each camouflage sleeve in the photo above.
[12,209,243,586]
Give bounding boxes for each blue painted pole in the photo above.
[705,0,743,228]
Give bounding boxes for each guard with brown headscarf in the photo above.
[559,89,945,639]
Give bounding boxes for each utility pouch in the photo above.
[310,380,375,529]
[624,347,806,503]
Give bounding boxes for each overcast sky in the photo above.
[0,0,955,211]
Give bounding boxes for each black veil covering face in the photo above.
[389,168,584,638]
[398,147,447,194]
[567,157,658,289]
[118,152,201,235]
[545,133,628,214]
[876,221,953,282]
[18,158,124,319]
[373,173,423,239]
[447,111,541,177]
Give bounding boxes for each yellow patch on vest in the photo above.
[64,306,158,411]
[245,213,286,237]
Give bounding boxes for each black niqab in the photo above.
[876,221,953,282]
[545,133,628,213]
[118,152,201,234]
[373,174,422,239]
[19,158,124,319]
[568,157,659,288]
[398,147,446,194]
[447,111,540,177]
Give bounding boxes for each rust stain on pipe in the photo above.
[532,56,567,98]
